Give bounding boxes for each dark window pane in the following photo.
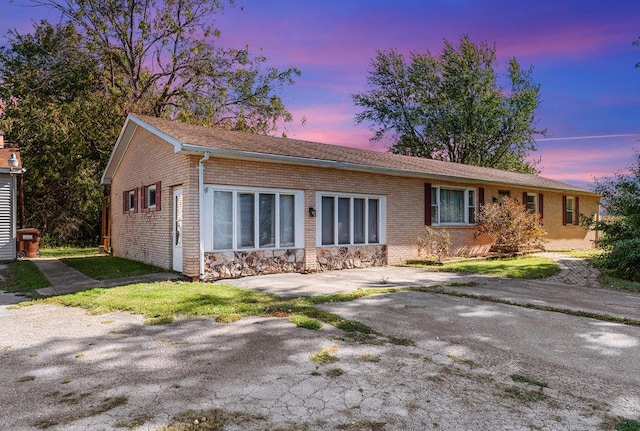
[238,193,255,248]
[321,196,334,245]
[259,194,275,248]
[368,199,379,243]
[354,199,365,244]
[338,197,350,244]
[279,195,295,247]
[213,191,233,250]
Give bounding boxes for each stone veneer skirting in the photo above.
[316,245,387,271]
[204,249,305,280]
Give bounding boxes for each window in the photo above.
[123,189,137,213]
[431,187,476,225]
[203,186,303,251]
[563,196,579,226]
[146,184,156,208]
[526,193,537,213]
[318,193,385,246]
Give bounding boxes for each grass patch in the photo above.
[602,416,640,431]
[289,315,322,330]
[510,373,547,388]
[161,408,266,431]
[1,260,49,296]
[408,255,560,279]
[505,385,548,402]
[39,247,101,258]
[61,256,165,280]
[310,346,339,365]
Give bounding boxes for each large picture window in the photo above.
[431,187,476,225]
[317,193,385,246]
[204,186,304,251]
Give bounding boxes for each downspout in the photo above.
[198,151,210,280]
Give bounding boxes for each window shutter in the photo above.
[575,196,579,225]
[155,181,162,211]
[522,191,527,208]
[134,187,139,213]
[562,196,567,225]
[424,183,432,226]
[538,194,544,224]
[479,187,485,205]
[123,191,127,214]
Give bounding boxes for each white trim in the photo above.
[202,185,304,252]
[432,186,477,226]
[315,192,386,247]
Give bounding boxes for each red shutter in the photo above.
[538,194,544,224]
[424,183,432,226]
[123,191,127,214]
[155,181,162,211]
[479,187,485,205]
[522,191,527,208]
[562,196,567,225]
[575,196,579,225]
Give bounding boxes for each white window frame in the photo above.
[202,185,304,252]
[431,186,476,225]
[316,192,386,247]
[146,184,157,209]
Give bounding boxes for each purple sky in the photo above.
[2,0,640,189]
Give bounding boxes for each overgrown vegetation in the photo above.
[582,150,640,282]
[475,196,547,253]
[407,255,559,279]
[416,226,451,262]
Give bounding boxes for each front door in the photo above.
[172,188,183,272]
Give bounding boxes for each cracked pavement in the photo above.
[1,256,639,430]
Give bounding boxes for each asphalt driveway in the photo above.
[1,258,640,430]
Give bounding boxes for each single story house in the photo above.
[0,132,24,261]
[101,114,600,280]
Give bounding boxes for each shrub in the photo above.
[475,196,547,253]
[417,226,451,261]
[600,238,640,282]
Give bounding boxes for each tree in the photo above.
[0,22,124,244]
[30,0,300,134]
[352,35,545,173]
[582,150,640,281]
[475,196,547,253]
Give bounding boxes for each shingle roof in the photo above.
[110,113,596,195]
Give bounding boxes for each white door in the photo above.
[172,188,183,272]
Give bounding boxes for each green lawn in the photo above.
[41,282,399,329]
[61,256,166,280]
[39,247,102,258]
[408,255,560,279]
[1,260,50,297]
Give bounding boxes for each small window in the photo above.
[565,196,574,225]
[125,190,136,212]
[146,184,156,208]
[526,193,537,213]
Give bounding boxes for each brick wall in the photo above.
[110,127,195,275]
[111,133,599,277]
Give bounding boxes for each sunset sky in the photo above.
[2,0,639,189]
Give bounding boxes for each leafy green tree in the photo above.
[583,150,640,281]
[353,35,545,173]
[0,22,124,244]
[31,0,300,133]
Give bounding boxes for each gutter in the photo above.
[198,151,210,280]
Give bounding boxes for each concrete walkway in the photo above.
[31,258,181,296]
